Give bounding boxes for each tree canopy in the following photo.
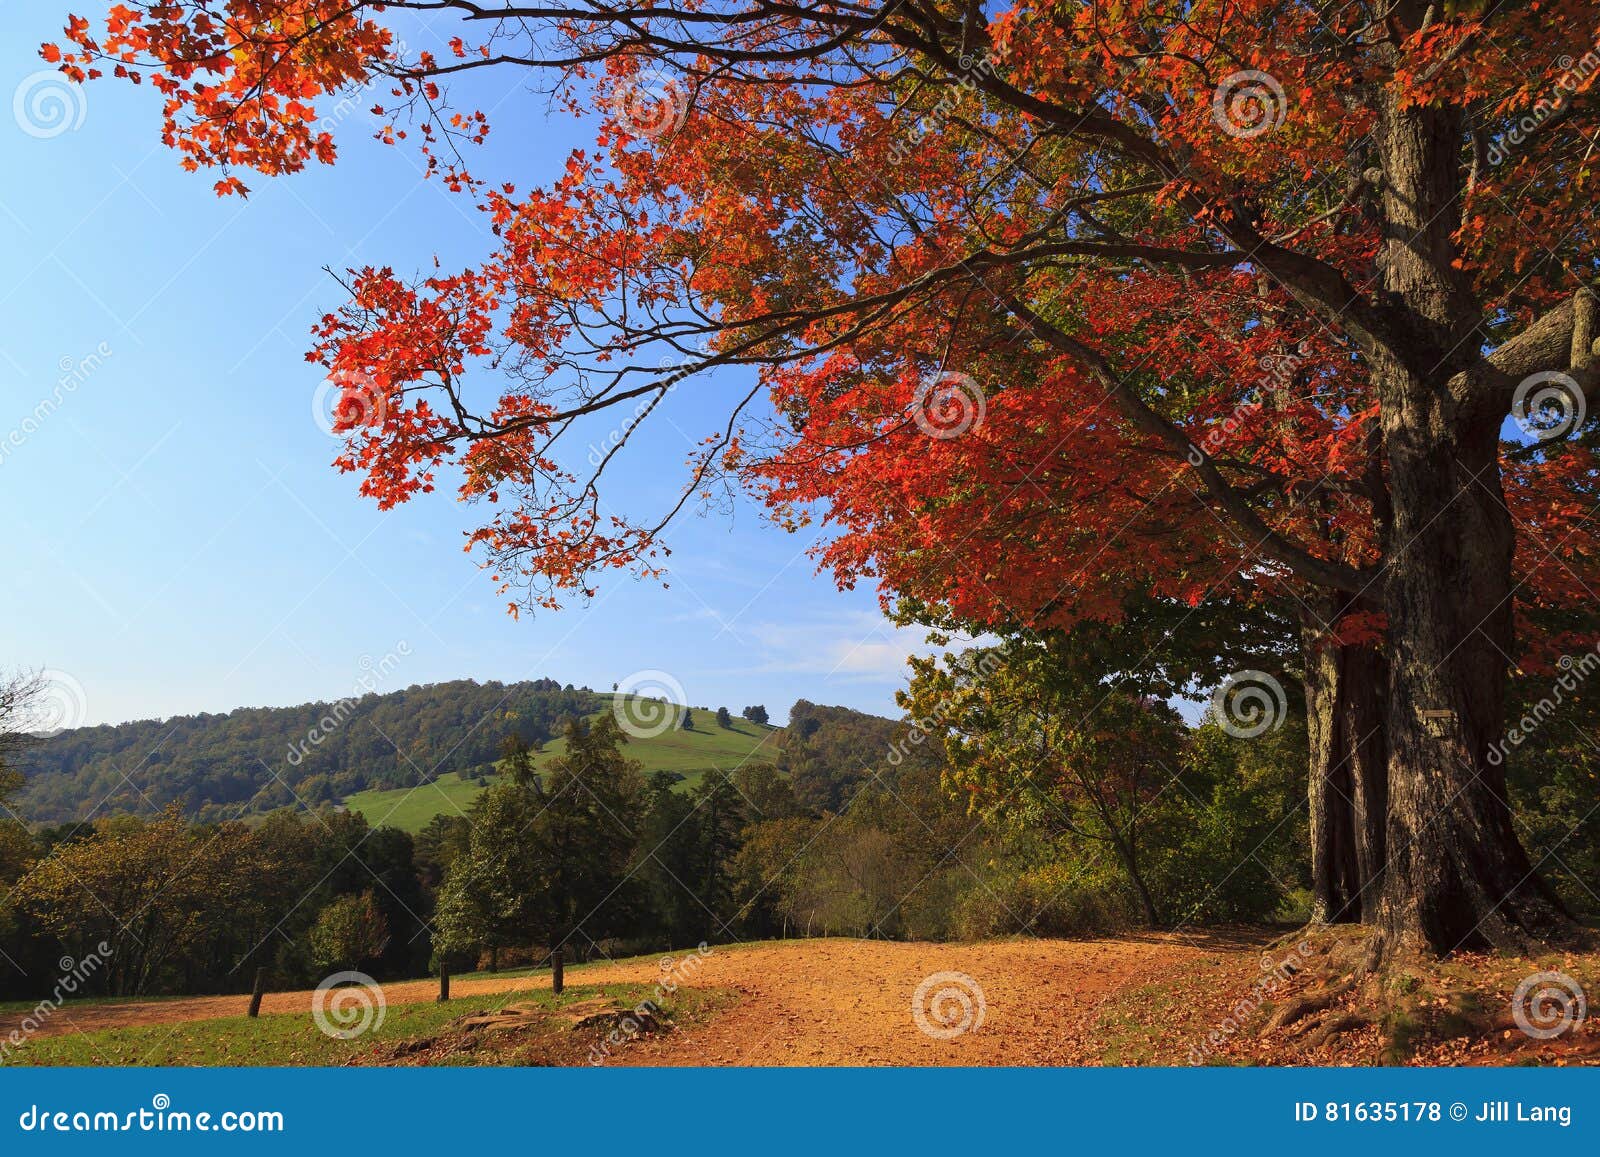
[49,0,1600,955]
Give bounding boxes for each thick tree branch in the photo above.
[1461,290,1600,421]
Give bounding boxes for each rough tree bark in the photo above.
[1369,93,1572,955]
[1301,600,1387,926]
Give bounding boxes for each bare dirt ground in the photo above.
[0,933,1261,1066]
[617,933,1256,1066]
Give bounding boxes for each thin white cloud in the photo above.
[725,611,990,683]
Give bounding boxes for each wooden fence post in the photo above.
[246,967,267,1018]
[551,947,564,995]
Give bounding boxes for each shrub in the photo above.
[950,862,1141,940]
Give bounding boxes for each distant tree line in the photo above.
[2,801,428,997]
[15,678,596,824]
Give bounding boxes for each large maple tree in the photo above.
[52,0,1600,956]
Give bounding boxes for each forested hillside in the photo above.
[17,679,596,823]
[776,700,902,812]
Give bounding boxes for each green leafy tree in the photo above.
[0,671,46,927]
[731,763,803,824]
[309,890,390,973]
[533,716,647,951]
[715,706,732,729]
[778,701,899,813]
[731,815,823,937]
[0,768,32,886]
[496,732,540,787]
[413,813,472,890]
[436,716,644,963]
[13,809,262,995]
[905,638,1189,927]
[0,766,37,964]
[433,780,543,968]
[742,705,769,727]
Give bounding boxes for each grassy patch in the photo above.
[343,771,495,833]
[382,985,735,1067]
[0,994,178,1016]
[344,706,780,833]
[2,984,730,1067]
[1088,960,1251,1066]
[448,938,774,986]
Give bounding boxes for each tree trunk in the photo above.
[1125,856,1162,929]
[1102,823,1161,927]
[1370,93,1571,955]
[1377,411,1570,952]
[1302,602,1388,925]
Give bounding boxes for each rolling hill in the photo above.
[343,702,780,832]
[13,680,780,827]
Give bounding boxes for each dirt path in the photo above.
[1,934,1260,1066]
[618,934,1254,1066]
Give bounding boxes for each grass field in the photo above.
[0,983,726,1066]
[342,771,495,833]
[343,701,780,832]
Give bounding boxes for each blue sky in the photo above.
[0,4,937,728]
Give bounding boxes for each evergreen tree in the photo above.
[436,716,644,963]
[633,772,703,946]
[689,770,746,942]
[496,732,540,789]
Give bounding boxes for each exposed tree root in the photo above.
[1253,925,1400,1060]
[1077,925,1600,1065]
[1307,1010,1371,1050]
[1259,976,1357,1037]
[1248,921,1600,1065]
